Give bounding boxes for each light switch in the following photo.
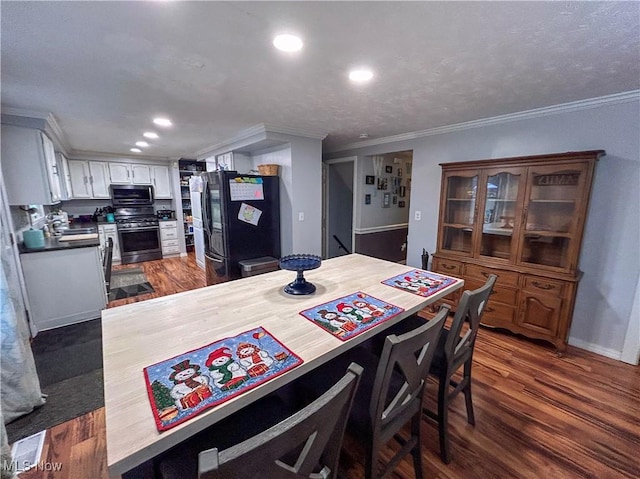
[298,212,304,221]
[414,211,422,221]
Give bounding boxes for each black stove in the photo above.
[114,206,162,264]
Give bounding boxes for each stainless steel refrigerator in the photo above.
[202,170,280,284]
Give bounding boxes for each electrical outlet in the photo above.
[414,211,422,221]
[298,212,304,221]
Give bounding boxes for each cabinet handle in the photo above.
[90,176,94,184]
[127,170,130,178]
[532,281,554,290]
[84,176,88,185]
[443,264,456,270]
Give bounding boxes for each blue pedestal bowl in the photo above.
[279,254,322,295]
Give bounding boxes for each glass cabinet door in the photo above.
[440,171,478,255]
[518,163,588,270]
[478,168,525,261]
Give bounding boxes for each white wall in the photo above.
[326,97,640,359]
[290,137,323,256]
[252,146,293,255]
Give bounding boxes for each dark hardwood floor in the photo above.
[20,254,640,479]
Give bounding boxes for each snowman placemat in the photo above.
[143,327,303,432]
[299,291,404,341]
[382,269,457,298]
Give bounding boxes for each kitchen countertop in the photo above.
[19,221,102,253]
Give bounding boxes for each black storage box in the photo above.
[238,257,280,278]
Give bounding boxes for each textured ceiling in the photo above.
[1,1,639,158]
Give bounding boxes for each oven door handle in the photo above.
[119,226,160,232]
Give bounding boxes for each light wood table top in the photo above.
[102,253,463,477]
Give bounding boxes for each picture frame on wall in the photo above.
[365,194,371,205]
[365,175,375,185]
[377,177,388,190]
[398,200,406,207]
[385,165,393,173]
[399,186,406,197]
[392,195,398,205]
[398,168,402,177]
[383,192,391,208]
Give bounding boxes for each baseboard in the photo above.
[568,337,622,361]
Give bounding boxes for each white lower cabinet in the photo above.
[98,224,121,263]
[20,247,107,331]
[160,220,180,256]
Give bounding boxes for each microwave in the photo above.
[110,184,154,206]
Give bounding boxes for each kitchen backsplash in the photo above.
[61,199,173,216]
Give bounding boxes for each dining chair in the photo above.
[157,363,362,479]
[424,274,496,464]
[356,305,448,479]
[197,362,363,479]
[103,237,113,295]
[300,306,448,479]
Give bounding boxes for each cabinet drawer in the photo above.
[464,264,519,288]
[465,278,518,306]
[522,276,565,297]
[160,229,178,240]
[160,221,177,230]
[162,245,180,254]
[481,301,516,325]
[432,257,463,276]
[162,239,179,248]
[100,225,117,234]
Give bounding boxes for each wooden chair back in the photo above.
[198,363,363,479]
[443,274,496,373]
[370,306,447,452]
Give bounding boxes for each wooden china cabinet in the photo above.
[431,150,604,353]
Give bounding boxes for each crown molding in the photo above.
[68,149,171,163]
[327,90,640,154]
[1,107,72,153]
[196,123,328,159]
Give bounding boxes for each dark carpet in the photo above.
[5,318,104,443]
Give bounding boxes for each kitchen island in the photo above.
[102,253,463,477]
[19,233,106,331]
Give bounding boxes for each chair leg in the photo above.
[437,374,451,464]
[365,443,376,479]
[411,415,424,479]
[463,360,475,426]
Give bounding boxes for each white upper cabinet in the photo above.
[150,165,172,198]
[131,164,151,184]
[109,163,132,184]
[67,160,110,199]
[1,124,63,205]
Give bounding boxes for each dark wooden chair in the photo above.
[424,274,496,464]
[301,307,448,479]
[103,237,113,295]
[196,362,363,479]
[356,306,448,479]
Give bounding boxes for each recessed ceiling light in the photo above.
[153,117,173,127]
[135,141,149,148]
[273,34,303,52]
[130,148,142,153]
[349,69,374,83]
[143,132,159,139]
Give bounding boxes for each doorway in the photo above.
[323,157,356,259]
